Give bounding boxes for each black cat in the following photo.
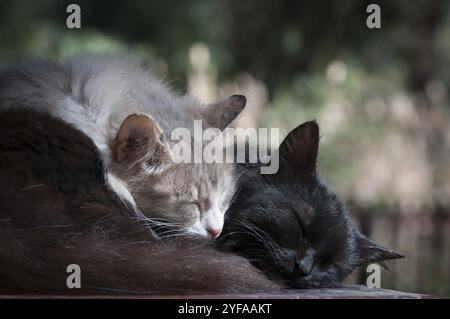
[217,121,403,288]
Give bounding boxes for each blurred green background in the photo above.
[1,0,449,296]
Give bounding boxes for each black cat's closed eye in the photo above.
[291,207,304,240]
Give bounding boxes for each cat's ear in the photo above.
[275,120,319,177]
[203,95,246,130]
[355,232,403,267]
[113,114,172,169]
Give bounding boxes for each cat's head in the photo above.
[106,95,246,239]
[217,121,403,288]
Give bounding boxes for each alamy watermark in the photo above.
[66,3,381,30]
[170,121,281,174]
[66,264,81,289]
[366,263,381,288]
[66,4,81,29]
[366,4,381,29]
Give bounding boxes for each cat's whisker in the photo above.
[158,232,189,239]
[155,229,183,237]
[131,215,185,230]
[227,186,242,208]
[230,217,273,243]
[216,230,248,242]
[117,240,153,249]
[230,223,272,250]
[15,224,77,232]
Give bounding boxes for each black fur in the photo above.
[217,121,403,288]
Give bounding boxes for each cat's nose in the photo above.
[207,228,221,238]
[295,255,314,276]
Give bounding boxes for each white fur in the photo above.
[0,55,202,203]
[0,55,234,238]
[186,178,233,238]
[105,172,137,208]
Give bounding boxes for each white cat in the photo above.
[0,54,246,238]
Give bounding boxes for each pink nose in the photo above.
[207,228,221,238]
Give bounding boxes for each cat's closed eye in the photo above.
[291,208,304,240]
[189,201,203,215]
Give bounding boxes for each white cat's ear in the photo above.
[113,114,172,169]
[203,95,246,130]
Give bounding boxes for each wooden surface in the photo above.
[0,285,438,299]
[151,285,435,299]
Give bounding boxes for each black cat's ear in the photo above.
[203,95,246,130]
[275,121,319,177]
[355,232,403,267]
[113,114,172,169]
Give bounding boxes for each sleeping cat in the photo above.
[217,121,403,288]
[0,109,280,294]
[0,55,244,238]
[0,109,400,293]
